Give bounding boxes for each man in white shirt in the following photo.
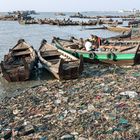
[84,39,93,51]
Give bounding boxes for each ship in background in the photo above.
[118,8,140,14]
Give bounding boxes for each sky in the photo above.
[0,0,140,12]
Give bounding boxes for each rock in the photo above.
[71,132,78,136]
[78,137,87,140]
[0,124,2,131]
[35,124,48,132]
[54,99,61,105]
[24,125,35,135]
[13,109,19,115]
[119,91,138,98]
[57,114,65,121]
[3,130,12,139]
[69,109,76,114]
[40,136,48,140]
[43,114,54,119]
[103,86,111,93]
[62,97,69,103]
[63,110,68,117]
[87,104,95,112]
[37,87,48,93]
[18,125,35,136]
[59,89,64,94]
[61,134,75,140]
[100,83,105,87]
[23,121,30,126]
[119,118,128,125]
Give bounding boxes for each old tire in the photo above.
[89,52,95,59]
[107,52,116,60]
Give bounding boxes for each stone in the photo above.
[87,104,95,112]
[61,134,75,140]
[119,91,138,98]
[78,137,87,140]
[19,125,35,136]
[13,109,19,115]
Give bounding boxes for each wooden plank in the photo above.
[13,51,31,56]
[13,42,29,51]
[109,40,140,43]
[41,51,61,57]
[84,27,107,30]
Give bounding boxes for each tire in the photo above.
[72,51,77,56]
[107,52,116,60]
[89,52,95,59]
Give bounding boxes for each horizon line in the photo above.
[0,10,122,13]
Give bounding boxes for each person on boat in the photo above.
[84,39,93,51]
[89,34,96,44]
[101,38,109,45]
[89,35,100,50]
[70,36,78,42]
[78,38,85,49]
[94,35,101,49]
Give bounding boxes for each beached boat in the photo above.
[106,26,131,33]
[84,29,131,40]
[53,37,140,66]
[107,31,132,40]
[38,40,83,80]
[101,19,123,25]
[0,39,38,82]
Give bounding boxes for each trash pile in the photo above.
[0,63,140,139]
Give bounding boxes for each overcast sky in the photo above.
[0,0,140,12]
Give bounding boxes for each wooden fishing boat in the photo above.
[106,26,131,33]
[0,39,38,82]
[18,19,38,25]
[107,31,132,40]
[38,40,83,80]
[53,37,140,66]
[101,20,123,25]
[55,12,66,16]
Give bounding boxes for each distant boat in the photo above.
[55,12,66,16]
[8,10,38,16]
[106,25,131,33]
[118,9,140,14]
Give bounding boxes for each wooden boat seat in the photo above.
[119,46,137,52]
[13,43,29,51]
[63,62,78,70]
[41,50,61,57]
[4,63,24,70]
[12,51,31,56]
[13,48,28,51]
[100,45,136,52]
[48,59,60,64]
[6,66,25,73]
[64,43,79,49]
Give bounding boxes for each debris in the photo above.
[119,91,138,98]
[1,63,140,139]
[18,125,35,136]
[13,109,20,115]
[61,134,75,140]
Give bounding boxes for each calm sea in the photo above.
[0,11,129,100]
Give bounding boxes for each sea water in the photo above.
[0,11,129,99]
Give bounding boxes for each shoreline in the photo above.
[0,63,140,139]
